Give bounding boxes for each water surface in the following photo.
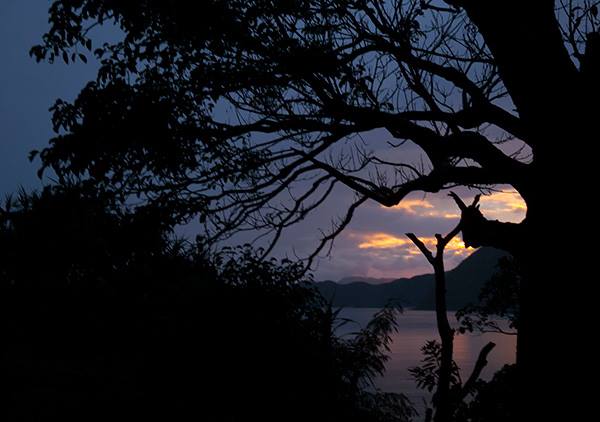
[337,308,516,405]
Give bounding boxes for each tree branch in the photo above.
[459,341,496,400]
[449,191,523,254]
[385,167,508,207]
[457,0,579,135]
[405,233,435,264]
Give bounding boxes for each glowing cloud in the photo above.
[355,232,474,258]
[381,189,526,223]
[313,188,525,281]
[478,190,526,222]
[387,198,435,214]
[357,233,411,249]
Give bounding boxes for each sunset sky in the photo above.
[0,1,527,282]
[262,186,526,281]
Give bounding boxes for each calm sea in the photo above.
[336,308,517,405]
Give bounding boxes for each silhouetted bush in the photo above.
[456,256,520,336]
[1,186,415,421]
[454,365,519,422]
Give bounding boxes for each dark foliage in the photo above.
[0,185,176,287]
[454,365,519,422]
[408,340,461,394]
[1,186,415,421]
[456,256,520,336]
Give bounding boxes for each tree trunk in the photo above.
[433,259,454,422]
[453,2,596,419]
[454,142,594,420]
[515,140,595,421]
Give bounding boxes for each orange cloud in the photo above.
[387,198,435,214]
[478,191,526,222]
[327,188,525,280]
[381,189,526,223]
[355,232,474,258]
[357,233,411,249]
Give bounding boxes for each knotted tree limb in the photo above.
[449,191,524,255]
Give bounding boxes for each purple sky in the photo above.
[246,183,525,281]
[0,1,527,282]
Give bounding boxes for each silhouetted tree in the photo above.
[406,196,495,422]
[29,1,600,417]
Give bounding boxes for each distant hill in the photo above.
[315,248,507,310]
[337,276,396,284]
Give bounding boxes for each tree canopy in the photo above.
[30,0,599,264]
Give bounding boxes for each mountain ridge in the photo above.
[315,247,507,310]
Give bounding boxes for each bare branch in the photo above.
[304,195,368,272]
[406,232,435,264]
[460,341,496,400]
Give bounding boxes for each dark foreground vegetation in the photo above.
[1,186,519,421]
[1,186,417,421]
